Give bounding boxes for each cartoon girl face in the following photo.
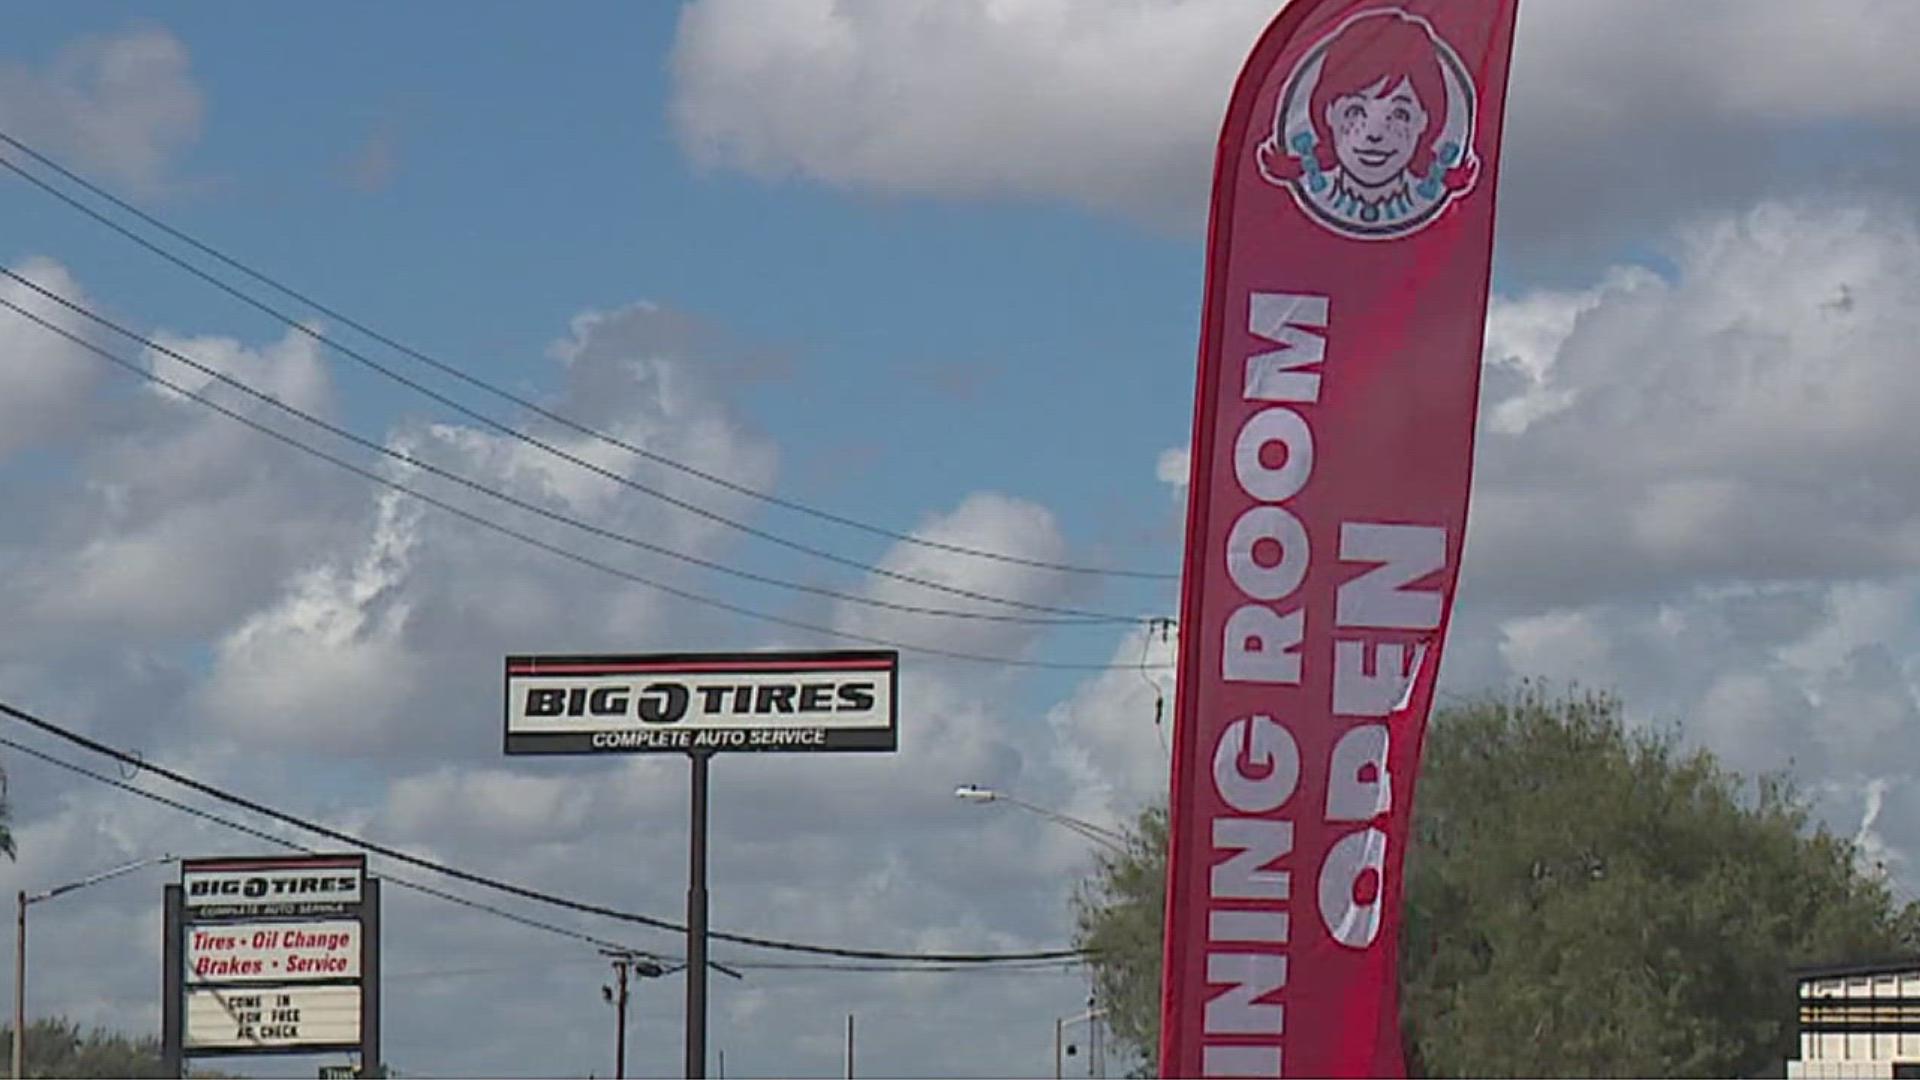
[1258,8,1478,239]
[1325,75,1430,188]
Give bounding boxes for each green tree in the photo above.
[1073,686,1920,1078]
[0,1018,171,1078]
[0,1019,234,1079]
[1073,804,1167,1074]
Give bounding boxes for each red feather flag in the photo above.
[1159,3,1520,1076]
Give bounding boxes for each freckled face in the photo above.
[1326,76,1427,187]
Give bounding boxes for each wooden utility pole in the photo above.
[14,891,25,1080]
[602,950,667,1080]
[609,956,631,1079]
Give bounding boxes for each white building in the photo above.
[1788,959,1920,1080]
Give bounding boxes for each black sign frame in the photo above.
[502,649,900,756]
[163,854,380,1076]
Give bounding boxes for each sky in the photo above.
[1,1,1919,1076]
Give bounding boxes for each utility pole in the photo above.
[1053,1005,1107,1080]
[843,1013,854,1079]
[1053,1015,1062,1080]
[1088,992,1104,1079]
[15,856,175,1080]
[602,949,666,1080]
[609,957,630,1080]
[14,890,25,1080]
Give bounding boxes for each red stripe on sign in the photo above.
[507,659,894,675]
[183,858,363,872]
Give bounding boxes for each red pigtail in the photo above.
[1257,136,1304,184]
[1441,157,1477,193]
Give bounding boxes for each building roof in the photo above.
[1792,957,1920,981]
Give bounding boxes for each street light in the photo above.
[600,949,667,1080]
[1055,1005,1108,1079]
[14,854,176,1080]
[954,788,1123,1077]
[597,950,740,1080]
[952,785,1129,855]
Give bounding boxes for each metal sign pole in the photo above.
[162,885,183,1078]
[361,879,382,1078]
[502,652,899,1077]
[686,750,711,1080]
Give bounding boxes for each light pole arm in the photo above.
[17,853,173,1080]
[1053,1007,1110,1080]
[1063,1006,1107,1028]
[26,853,176,905]
[996,796,1130,853]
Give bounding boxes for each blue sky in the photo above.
[5,2,1920,1077]
[3,1,1200,623]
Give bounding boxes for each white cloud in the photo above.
[144,324,333,414]
[1496,608,1616,690]
[386,766,597,842]
[1779,579,1920,677]
[465,301,779,540]
[1440,198,1920,843]
[1465,200,1920,607]
[1693,667,1818,778]
[0,258,102,460]
[0,24,203,190]
[19,323,360,642]
[1463,575,1920,790]
[1478,272,1645,435]
[671,0,1274,224]
[671,0,1920,253]
[1046,623,1175,828]
[197,489,421,751]
[831,490,1093,665]
[184,300,786,757]
[1155,445,1189,493]
[1513,0,1920,127]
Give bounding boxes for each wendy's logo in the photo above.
[1258,8,1479,241]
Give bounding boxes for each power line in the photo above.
[0,732,662,962]
[388,957,1078,980]
[1,732,1082,983]
[0,136,1176,610]
[0,294,1169,671]
[0,267,1128,631]
[385,958,603,982]
[0,267,1145,628]
[0,129,1172,582]
[723,959,1081,975]
[0,696,1085,964]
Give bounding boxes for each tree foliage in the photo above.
[1073,686,1920,1078]
[1072,804,1167,1075]
[0,1018,172,1078]
[0,1019,235,1078]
